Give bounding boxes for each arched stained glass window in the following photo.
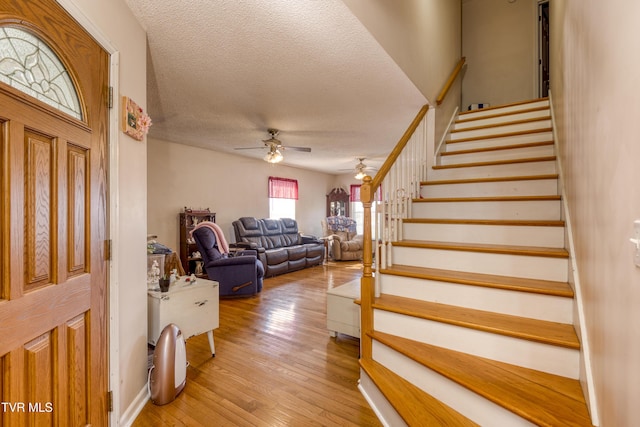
[0,26,82,120]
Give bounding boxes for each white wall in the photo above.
[341,0,462,172]
[147,138,336,251]
[550,0,640,425]
[342,0,461,104]
[58,0,148,422]
[461,0,537,109]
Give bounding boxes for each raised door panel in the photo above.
[67,145,88,277]
[24,130,54,291]
[66,314,89,426]
[24,332,54,425]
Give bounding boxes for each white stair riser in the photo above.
[374,310,580,378]
[390,246,568,282]
[430,160,557,181]
[440,144,554,165]
[445,133,553,152]
[459,100,549,120]
[450,120,551,141]
[412,199,562,221]
[371,342,537,427]
[379,274,573,323]
[403,222,565,247]
[358,371,408,427]
[421,178,558,198]
[454,110,550,130]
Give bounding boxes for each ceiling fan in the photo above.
[234,129,311,164]
[342,158,376,179]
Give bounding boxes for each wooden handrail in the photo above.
[435,56,466,106]
[369,104,429,192]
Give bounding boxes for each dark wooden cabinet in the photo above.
[326,187,349,217]
[179,208,216,276]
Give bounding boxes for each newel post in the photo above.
[360,175,375,361]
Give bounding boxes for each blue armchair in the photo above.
[192,226,264,297]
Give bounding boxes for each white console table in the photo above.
[148,277,219,356]
[326,279,360,338]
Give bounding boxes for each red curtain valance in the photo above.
[350,184,361,202]
[268,176,299,200]
[350,184,381,201]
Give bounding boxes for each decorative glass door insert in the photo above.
[0,26,82,119]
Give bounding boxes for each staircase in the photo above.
[359,99,594,426]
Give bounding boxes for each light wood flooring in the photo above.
[133,261,381,426]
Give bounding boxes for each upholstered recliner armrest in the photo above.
[230,249,257,257]
[231,241,256,249]
[327,233,342,242]
[204,255,256,268]
[301,234,321,244]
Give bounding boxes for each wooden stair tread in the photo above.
[393,239,569,258]
[456,106,551,124]
[414,195,561,203]
[373,294,580,349]
[441,140,553,156]
[450,116,551,133]
[433,155,556,169]
[447,127,552,144]
[404,218,565,227]
[379,264,574,297]
[370,331,593,427]
[458,97,549,117]
[422,174,558,186]
[359,359,479,427]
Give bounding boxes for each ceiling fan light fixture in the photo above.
[264,147,283,164]
[354,157,367,179]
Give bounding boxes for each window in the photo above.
[350,184,377,235]
[268,176,298,219]
[0,27,82,119]
[269,198,295,220]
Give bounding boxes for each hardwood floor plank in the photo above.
[133,262,381,426]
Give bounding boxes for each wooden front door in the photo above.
[0,0,109,425]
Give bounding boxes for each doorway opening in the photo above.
[538,0,550,97]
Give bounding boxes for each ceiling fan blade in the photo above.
[233,147,266,150]
[284,146,311,152]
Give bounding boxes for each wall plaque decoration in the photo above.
[122,96,151,141]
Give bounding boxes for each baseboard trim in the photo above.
[119,385,149,427]
[548,90,600,426]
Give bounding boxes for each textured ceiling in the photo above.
[125,0,427,175]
